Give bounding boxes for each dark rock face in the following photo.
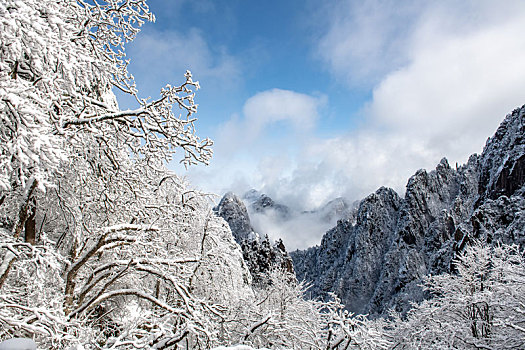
[294,159,478,316]
[470,193,525,246]
[214,192,294,284]
[292,104,525,317]
[478,106,525,201]
[334,187,401,314]
[215,192,255,242]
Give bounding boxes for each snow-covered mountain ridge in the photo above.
[291,104,525,316]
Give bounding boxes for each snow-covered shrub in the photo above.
[389,241,525,349]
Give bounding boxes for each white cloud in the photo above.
[249,130,443,214]
[360,1,525,174]
[306,132,443,201]
[307,0,525,199]
[243,89,320,133]
[182,89,326,204]
[315,0,422,86]
[215,89,325,154]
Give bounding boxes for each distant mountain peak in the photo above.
[243,190,291,220]
[215,192,257,242]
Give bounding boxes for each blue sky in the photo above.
[121,0,368,135]
[119,0,525,248]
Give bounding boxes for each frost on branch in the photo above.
[389,241,525,349]
[0,0,225,348]
[0,0,212,195]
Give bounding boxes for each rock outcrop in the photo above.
[292,104,525,316]
[215,192,256,243]
[214,192,294,284]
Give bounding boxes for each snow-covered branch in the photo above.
[69,288,185,319]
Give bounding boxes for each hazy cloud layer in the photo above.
[249,209,344,252]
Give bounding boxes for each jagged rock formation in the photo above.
[469,105,525,247]
[214,192,255,243]
[292,104,525,317]
[214,192,294,284]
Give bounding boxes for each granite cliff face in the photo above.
[292,104,525,316]
[214,192,294,284]
[214,192,255,243]
[470,106,525,247]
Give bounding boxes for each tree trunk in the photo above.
[24,197,36,245]
[12,179,38,239]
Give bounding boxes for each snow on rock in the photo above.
[243,190,291,220]
[0,338,37,350]
[478,106,525,201]
[215,192,257,242]
[293,104,525,317]
[211,346,270,350]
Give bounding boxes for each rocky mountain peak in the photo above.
[478,106,525,201]
[293,104,525,317]
[214,191,256,242]
[215,192,295,285]
[309,197,354,223]
[243,190,291,220]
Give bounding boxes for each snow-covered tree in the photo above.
[0,0,211,274]
[389,241,525,349]
[218,269,389,350]
[0,0,255,348]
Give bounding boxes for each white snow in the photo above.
[211,346,270,350]
[0,338,37,350]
